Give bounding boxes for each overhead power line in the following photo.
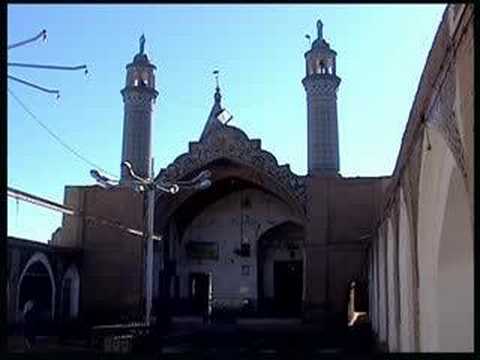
[8,87,118,179]
[8,186,75,215]
[7,186,161,240]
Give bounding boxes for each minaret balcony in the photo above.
[302,74,341,97]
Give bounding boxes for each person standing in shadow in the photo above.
[23,300,36,350]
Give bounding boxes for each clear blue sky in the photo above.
[7,4,446,242]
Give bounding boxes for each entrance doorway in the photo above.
[18,261,54,321]
[274,260,303,315]
[190,273,211,315]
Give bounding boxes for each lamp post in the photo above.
[91,161,212,326]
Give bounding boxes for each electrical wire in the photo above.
[8,63,88,72]
[8,74,60,96]
[8,29,47,50]
[16,198,20,228]
[8,187,161,240]
[8,87,118,179]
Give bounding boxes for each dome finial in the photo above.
[317,19,323,40]
[213,69,221,104]
[139,34,146,55]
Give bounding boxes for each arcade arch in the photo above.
[17,252,56,321]
[417,127,473,351]
[435,162,473,351]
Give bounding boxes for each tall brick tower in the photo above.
[120,35,158,182]
[302,20,341,176]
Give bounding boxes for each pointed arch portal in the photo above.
[155,147,306,317]
[257,221,305,317]
[17,252,56,322]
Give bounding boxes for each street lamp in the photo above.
[90,161,212,326]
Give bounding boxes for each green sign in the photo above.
[186,242,218,259]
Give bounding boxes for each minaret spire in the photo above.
[139,34,146,55]
[317,19,323,40]
[302,19,341,176]
[120,36,158,182]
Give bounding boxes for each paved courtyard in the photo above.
[8,317,377,358]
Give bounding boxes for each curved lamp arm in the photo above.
[90,169,117,189]
[92,164,212,194]
[155,183,179,194]
[156,170,212,187]
[122,161,148,184]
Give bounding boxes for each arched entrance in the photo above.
[61,265,80,319]
[257,221,305,317]
[155,154,306,317]
[17,252,56,322]
[160,167,305,317]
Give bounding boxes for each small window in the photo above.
[241,265,250,276]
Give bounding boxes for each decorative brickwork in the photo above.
[303,74,340,98]
[156,125,306,211]
[425,68,468,185]
[121,89,157,108]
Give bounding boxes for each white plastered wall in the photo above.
[373,240,380,335]
[177,188,302,308]
[417,127,473,351]
[386,219,398,352]
[377,225,388,345]
[417,130,451,351]
[398,187,416,352]
[435,161,473,351]
[368,247,376,333]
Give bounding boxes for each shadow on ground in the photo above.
[9,318,380,358]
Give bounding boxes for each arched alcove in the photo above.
[417,123,473,351]
[398,187,416,352]
[165,169,304,316]
[257,221,305,316]
[435,165,473,351]
[17,252,56,322]
[377,223,389,346]
[61,265,80,319]
[386,218,399,352]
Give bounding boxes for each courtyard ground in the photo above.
[8,317,378,358]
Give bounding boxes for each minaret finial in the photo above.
[317,19,323,40]
[139,34,145,54]
[213,69,221,104]
[213,69,219,89]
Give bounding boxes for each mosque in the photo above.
[7,4,473,352]
[57,19,384,325]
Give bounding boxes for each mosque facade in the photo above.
[56,19,385,326]
[8,5,473,352]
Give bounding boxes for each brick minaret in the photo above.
[120,35,158,182]
[302,20,341,176]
